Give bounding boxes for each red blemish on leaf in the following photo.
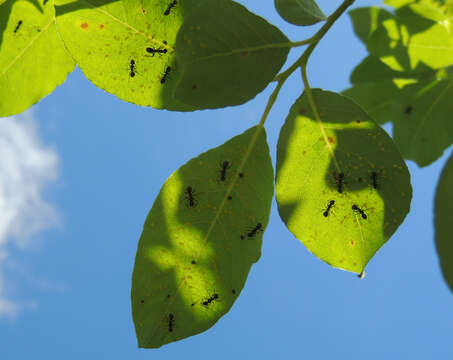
[328,137,335,144]
[356,119,361,124]
[241,51,248,57]
[99,24,105,30]
[81,22,88,29]
[350,240,355,246]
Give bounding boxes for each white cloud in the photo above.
[0,111,59,318]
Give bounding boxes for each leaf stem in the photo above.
[299,0,355,173]
[221,0,355,209]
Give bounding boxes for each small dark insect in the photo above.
[238,173,244,178]
[167,294,171,299]
[140,299,145,304]
[404,105,413,115]
[14,20,22,33]
[185,186,197,208]
[227,196,232,200]
[168,313,175,332]
[219,160,231,181]
[191,260,196,265]
[202,293,219,307]
[334,172,345,194]
[352,205,367,219]
[358,177,363,183]
[232,289,236,294]
[247,223,263,238]
[160,66,171,84]
[129,59,136,78]
[323,200,335,217]
[371,171,378,189]
[164,0,177,15]
[146,46,167,56]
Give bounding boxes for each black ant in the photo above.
[352,205,367,219]
[164,0,177,15]
[14,20,22,33]
[219,161,231,181]
[404,105,413,115]
[129,59,136,78]
[333,171,345,194]
[184,186,197,208]
[371,171,378,189]
[323,200,335,217]
[160,66,171,84]
[202,293,219,307]
[168,313,175,332]
[146,46,168,56]
[247,223,263,238]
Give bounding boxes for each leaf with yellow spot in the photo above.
[54,0,202,110]
[131,126,273,348]
[276,89,412,274]
[0,0,75,116]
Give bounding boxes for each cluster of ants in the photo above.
[160,160,263,333]
[184,160,264,239]
[323,171,379,219]
[165,292,223,333]
[128,1,178,82]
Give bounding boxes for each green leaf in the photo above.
[393,76,453,166]
[0,0,75,116]
[131,126,274,348]
[54,0,198,111]
[349,5,453,72]
[174,0,289,109]
[276,89,412,274]
[274,0,326,26]
[342,55,436,125]
[435,150,453,293]
[344,55,453,166]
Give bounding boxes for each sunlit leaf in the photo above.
[0,0,74,116]
[132,126,273,348]
[276,89,412,274]
[54,0,199,111]
[349,5,453,72]
[174,0,289,109]
[274,0,326,26]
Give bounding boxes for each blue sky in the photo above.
[1,0,453,358]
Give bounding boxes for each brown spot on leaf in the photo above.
[328,137,335,144]
[99,24,105,30]
[81,22,88,29]
[241,51,248,57]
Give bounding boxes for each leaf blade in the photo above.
[276,89,412,273]
[174,0,289,109]
[0,0,74,116]
[274,0,326,26]
[132,126,274,348]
